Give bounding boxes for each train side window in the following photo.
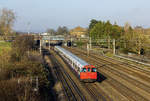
[82,68,86,72]
[87,68,91,72]
[92,68,96,72]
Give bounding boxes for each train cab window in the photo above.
[87,68,91,72]
[82,68,86,72]
[92,68,96,72]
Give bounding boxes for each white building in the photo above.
[40,33,49,36]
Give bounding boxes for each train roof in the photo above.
[55,46,89,69]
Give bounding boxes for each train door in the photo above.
[80,68,87,80]
[90,68,97,79]
[87,68,91,79]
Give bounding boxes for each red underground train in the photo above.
[55,46,97,82]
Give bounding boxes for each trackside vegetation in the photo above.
[89,19,150,56]
[0,42,11,54]
[0,35,54,101]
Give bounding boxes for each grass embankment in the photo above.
[0,42,11,54]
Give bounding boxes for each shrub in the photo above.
[0,78,40,101]
[11,35,35,61]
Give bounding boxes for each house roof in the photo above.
[70,26,87,32]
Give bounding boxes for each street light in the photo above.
[27,22,30,57]
[27,22,30,35]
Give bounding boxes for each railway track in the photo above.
[45,49,87,101]
[66,47,150,101]
[81,54,149,101]
[83,83,113,101]
[69,47,150,71]
[56,49,109,101]
[74,47,150,77]
[67,47,150,83]
[69,47,150,86]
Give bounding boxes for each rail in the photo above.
[48,50,87,101]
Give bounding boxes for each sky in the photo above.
[0,0,150,32]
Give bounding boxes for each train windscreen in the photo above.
[88,68,91,72]
[92,68,96,72]
[81,68,86,72]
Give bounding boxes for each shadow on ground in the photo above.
[96,72,107,83]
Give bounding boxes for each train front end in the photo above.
[80,65,97,82]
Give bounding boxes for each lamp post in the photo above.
[27,22,30,57]
[113,39,116,55]
[27,22,30,35]
[49,36,50,50]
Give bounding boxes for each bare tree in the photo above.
[46,28,56,35]
[124,22,131,32]
[0,8,16,40]
[56,26,69,35]
[133,29,148,55]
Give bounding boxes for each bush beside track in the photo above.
[0,35,55,101]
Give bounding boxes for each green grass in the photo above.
[0,42,11,54]
[105,52,114,57]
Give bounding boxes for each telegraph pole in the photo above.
[36,76,39,91]
[87,43,89,56]
[27,22,30,57]
[71,37,72,47]
[49,38,50,50]
[27,22,30,35]
[40,39,42,54]
[33,76,39,92]
[89,37,92,49]
[113,39,116,55]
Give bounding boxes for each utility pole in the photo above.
[49,38,50,50]
[36,76,39,91]
[108,36,110,49]
[34,76,39,92]
[89,37,92,49]
[87,43,89,56]
[71,37,72,47]
[27,22,30,35]
[113,39,116,55]
[27,22,30,57]
[40,39,42,54]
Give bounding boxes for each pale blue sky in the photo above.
[0,0,150,32]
